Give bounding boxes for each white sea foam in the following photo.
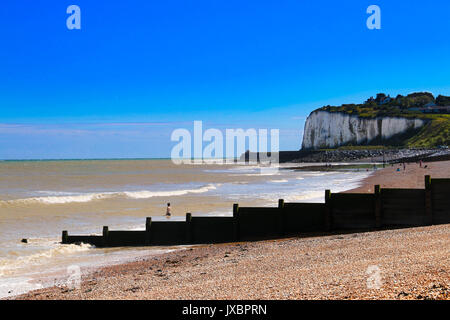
[269,179,288,183]
[0,276,46,299]
[123,184,218,199]
[0,244,179,299]
[283,191,326,203]
[0,243,93,277]
[25,193,114,204]
[241,172,280,176]
[0,184,219,206]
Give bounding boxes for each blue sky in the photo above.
[1,0,450,159]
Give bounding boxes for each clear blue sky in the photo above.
[1,0,450,159]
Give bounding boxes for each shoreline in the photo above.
[345,159,450,193]
[11,225,449,300]
[9,160,450,300]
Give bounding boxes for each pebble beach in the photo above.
[10,160,450,300]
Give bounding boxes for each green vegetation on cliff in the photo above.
[406,114,450,147]
[316,92,450,148]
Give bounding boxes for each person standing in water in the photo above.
[166,203,171,217]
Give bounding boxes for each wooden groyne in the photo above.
[62,175,450,247]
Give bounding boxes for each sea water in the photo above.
[0,159,371,298]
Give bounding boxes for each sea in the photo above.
[0,159,371,298]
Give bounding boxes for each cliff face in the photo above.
[302,111,425,149]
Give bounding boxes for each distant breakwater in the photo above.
[242,148,449,163]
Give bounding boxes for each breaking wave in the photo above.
[0,242,93,277]
[0,184,219,206]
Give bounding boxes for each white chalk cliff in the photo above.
[302,111,425,149]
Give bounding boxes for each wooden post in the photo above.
[186,213,192,244]
[278,199,285,236]
[374,185,382,228]
[424,175,433,225]
[325,190,332,231]
[233,203,240,241]
[146,217,152,231]
[145,217,152,245]
[102,226,109,247]
[62,230,68,244]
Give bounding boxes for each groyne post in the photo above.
[145,217,152,245]
[374,185,382,228]
[102,226,109,247]
[233,203,240,241]
[325,190,332,231]
[424,175,433,225]
[186,213,192,243]
[278,199,285,236]
[62,230,68,244]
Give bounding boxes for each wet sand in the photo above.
[345,160,450,193]
[10,160,450,300]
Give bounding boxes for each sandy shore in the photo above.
[11,160,450,300]
[345,160,450,193]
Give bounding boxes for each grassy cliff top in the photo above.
[318,104,422,118]
[314,92,450,147]
[317,92,449,118]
